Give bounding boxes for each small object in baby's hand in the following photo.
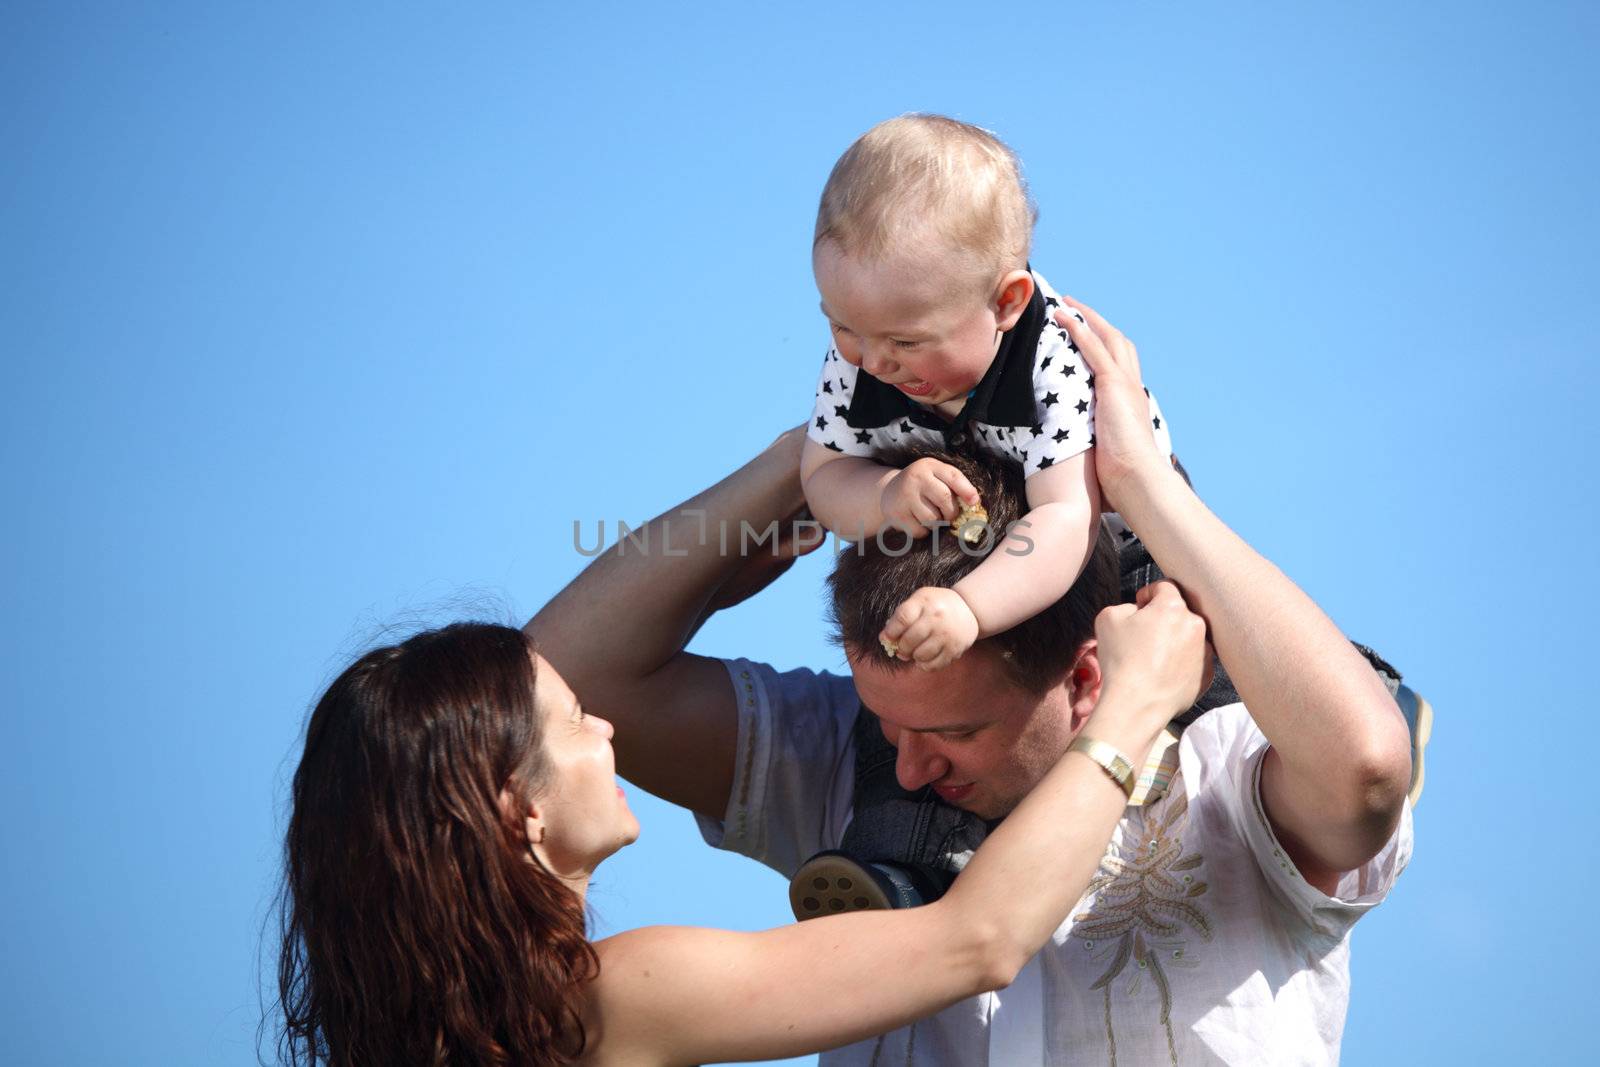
[955,501,989,544]
[880,636,899,659]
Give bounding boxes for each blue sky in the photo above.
[3,2,1595,1063]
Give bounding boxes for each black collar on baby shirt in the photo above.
[843,271,1048,452]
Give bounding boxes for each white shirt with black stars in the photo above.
[805,270,1174,477]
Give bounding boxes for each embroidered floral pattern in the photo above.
[1072,791,1212,1066]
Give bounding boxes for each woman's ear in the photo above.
[498,786,547,853]
[992,270,1035,332]
[1067,640,1102,734]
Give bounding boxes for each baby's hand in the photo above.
[880,458,981,537]
[879,587,980,671]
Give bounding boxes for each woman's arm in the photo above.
[583,583,1210,1065]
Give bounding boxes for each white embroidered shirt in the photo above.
[697,659,1414,1067]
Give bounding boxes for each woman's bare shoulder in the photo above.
[575,927,726,1067]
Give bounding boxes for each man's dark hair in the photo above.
[827,447,1119,693]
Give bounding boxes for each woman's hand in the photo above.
[1053,297,1170,513]
[1089,580,1214,747]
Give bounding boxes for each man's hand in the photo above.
[1044,301,1411,882]
[879,586,981,671]
[1052,297,1168,513]
[1091,581,1213,737]
[879,457,981,538]
[705,505,828,614]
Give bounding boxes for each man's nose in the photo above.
[894,733,951,792]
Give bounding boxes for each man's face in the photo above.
[846,644,1083,820]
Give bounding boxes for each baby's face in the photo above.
[814,241,1003,408]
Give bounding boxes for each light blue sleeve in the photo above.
[694,658,861,878]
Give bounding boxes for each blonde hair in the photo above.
[814,114,1037,293]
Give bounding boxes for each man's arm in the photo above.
[1060,298,1412,894]
[524,426,813,821]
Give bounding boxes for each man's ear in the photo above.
[1066,639,1102,734]
[992,270,1035,332]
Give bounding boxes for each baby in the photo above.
[801,114,1174,670]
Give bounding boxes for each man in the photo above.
[528,304,1413,1064]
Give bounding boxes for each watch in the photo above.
[1069,736,1137,800]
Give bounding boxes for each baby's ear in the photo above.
[993,270,1035,331]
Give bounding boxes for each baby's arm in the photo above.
[799,439,895,539]
[881,453,1101,669]
[959,453,1102,632]
[801,437,980,541]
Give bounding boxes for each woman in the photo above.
[277,590,1207,1066]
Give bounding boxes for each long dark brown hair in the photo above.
[276,622,598,1066]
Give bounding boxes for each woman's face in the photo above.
[525,654,640,879]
